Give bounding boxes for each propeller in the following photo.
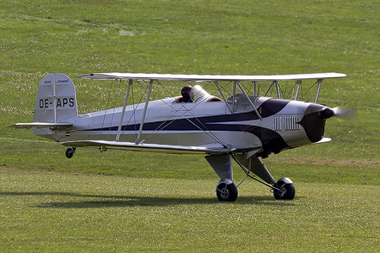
[332,107,354,118]
[319,106,354,119]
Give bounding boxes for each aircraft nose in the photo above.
[298,104,327,143]
[318,107,334,119]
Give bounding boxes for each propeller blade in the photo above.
[332,107,355,118]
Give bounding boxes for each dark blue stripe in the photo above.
[85,98,290,133]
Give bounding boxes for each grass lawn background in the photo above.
[1,0,379,251]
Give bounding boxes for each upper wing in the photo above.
[78,72,346,82]
[62,140,236,155]
[8,122,73,129]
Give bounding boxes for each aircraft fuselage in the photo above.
[35,94,328,158]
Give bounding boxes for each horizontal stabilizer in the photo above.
[8,122,73,129]
[62,140,234,155]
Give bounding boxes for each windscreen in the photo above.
[192,85,212,102]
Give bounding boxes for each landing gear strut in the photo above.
[205,155,238,202]
[65,147,76,159]
[233,154,296,200]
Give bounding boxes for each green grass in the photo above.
[1,169,379,252]
[1,0,380,251]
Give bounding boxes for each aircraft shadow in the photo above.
[1,191,296,208]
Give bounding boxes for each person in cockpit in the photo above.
[178,85,194,103]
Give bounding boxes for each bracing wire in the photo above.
[100,81,113,139]
[298,80,318,102]
[106,80,123,141]
[284,81,298,100]
[137,80,228,147]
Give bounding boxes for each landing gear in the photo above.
[205,155,238,202]
[273,177,295,200]
[206,154,296,201]
[65,147,76,159]
[232,154,296,200]
[216,181,238,202]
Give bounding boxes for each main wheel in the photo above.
[216,183,238,202]
[273,177,295,200]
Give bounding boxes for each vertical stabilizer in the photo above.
[33,73,78,123]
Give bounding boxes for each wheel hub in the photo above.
[277,186,287,198]
[218,187,230,199]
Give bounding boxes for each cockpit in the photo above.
[173,85,221,103]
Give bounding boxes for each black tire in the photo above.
[216,183,238,202]
[273,179,295,200]
[65,148,75,159]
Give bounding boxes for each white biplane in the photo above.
[10,72,346,201]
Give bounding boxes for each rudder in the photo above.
[33,73,78,123]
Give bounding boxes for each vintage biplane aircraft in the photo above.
[10,72,347,201]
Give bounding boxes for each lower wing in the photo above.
[62,140,237,155]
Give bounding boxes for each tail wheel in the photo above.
[216,183,238,202]
[273,177,295,200]
[65,147,76,159]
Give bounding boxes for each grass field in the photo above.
[1,169,379,252]
[1,0,380,251]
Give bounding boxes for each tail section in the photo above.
[33,73,78,123]
[9,73,77,141]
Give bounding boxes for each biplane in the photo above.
[10,72,347,201]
